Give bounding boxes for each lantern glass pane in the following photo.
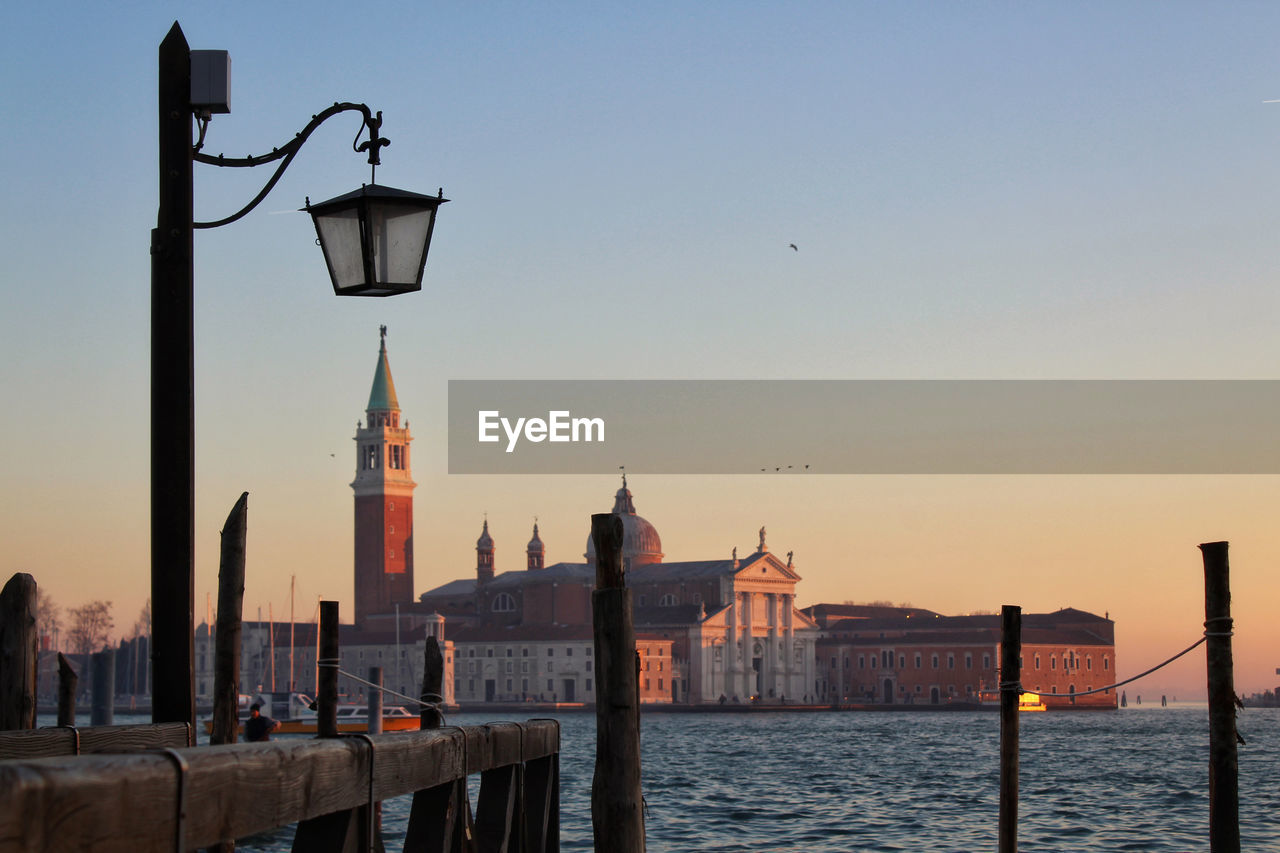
[315,208,365,289]
[368,205,435,286]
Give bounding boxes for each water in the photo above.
[52,706,1280,850]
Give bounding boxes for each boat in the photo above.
[978,689,1049,711]
[1017,691,1048,712]
[202,692,423,735]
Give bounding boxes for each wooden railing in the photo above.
[0,719,559,853]
[0,722,192,760]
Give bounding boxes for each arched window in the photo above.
[492,592,516,612]
[658,593,678,607]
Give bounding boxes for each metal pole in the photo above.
[151,21,196,735]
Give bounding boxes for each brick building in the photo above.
[808,605,1117,709]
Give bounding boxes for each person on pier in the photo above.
[245,702,280,742]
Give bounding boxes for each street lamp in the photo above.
[306,184,447,296]
[151,22,447,733]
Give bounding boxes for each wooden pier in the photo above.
[0,719,559,852]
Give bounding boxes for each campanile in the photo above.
[352,326,415,626]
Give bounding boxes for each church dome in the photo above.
[584,476,663,566]
[476,519,494,551]
[527,522,544,553]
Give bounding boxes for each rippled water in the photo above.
[80,706,1280,850]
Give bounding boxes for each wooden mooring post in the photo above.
[57,652,78,727]
[0,573,37,731]
[591,512,645,853]
[90,649,116,727]
[211,492,248,747]
[1200,541,1239,853]
[367,666,383,735]
[998,604,1021,853]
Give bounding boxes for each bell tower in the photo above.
[352,326,415,626]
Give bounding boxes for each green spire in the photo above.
[367,325,400,412]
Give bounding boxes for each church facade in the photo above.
[420,478,821,705]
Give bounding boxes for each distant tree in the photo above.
[67,600,114,655]
[35,588,62,643]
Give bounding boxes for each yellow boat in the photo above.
[1017,691,1048,712]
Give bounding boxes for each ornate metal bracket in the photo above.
[192,102,389,229]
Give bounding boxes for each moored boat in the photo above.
[201,692,422,735]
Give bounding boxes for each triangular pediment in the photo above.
[733,551,802,583]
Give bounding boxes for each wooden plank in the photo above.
[0,723,191,760]
[473,765,518,853]
[404,779,465,853]
[0,723,558,851]
[0,573,37,731]
[523,754,558,853]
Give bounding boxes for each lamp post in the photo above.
[150,22,446,733]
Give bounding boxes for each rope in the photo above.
[1020,634,1208,699]
[316,661,447,722]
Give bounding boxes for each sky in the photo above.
[4,2,1280,699]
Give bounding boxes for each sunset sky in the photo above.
[4,2,1280,698]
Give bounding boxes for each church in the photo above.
[420,477,821,705]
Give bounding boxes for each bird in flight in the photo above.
[789,243,798,252]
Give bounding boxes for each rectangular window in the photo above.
[547,680,553,692]
[547,648,554,656]
[915,654,922,669]
[586,679,593,692]
[947,654,955,670]
[658,678,664,690]
[567,648,573,656]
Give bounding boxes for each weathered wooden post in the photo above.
[404,636,471,852]
[591,512,645,853]
[317,601,339,739]
[0,573,37,730]
[211,493,248,746]
[1201,541,1239,853]
[367,666,383,735]
[998,604,1021,853]
[91,649,116,726]
[57,652,78,727]
[419,637,445,730]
